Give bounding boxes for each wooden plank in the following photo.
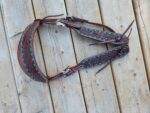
[0,7,21,113]
[132,0,150,85]
[1,0,54,113]
[0,102,4,113]
[99,0,150,113]
[65,0,120,113]
[32,0,86,113]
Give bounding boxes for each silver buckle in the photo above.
[62,68,71,77]
[56,22,65,27]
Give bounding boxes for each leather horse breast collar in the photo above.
[17,15,131,82]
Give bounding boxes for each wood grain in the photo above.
[0,7,21,113]
[1,0,53,113]
[99,0,150,113]
[65,0,120,113]
[133,0,150,85]
[32,0,86,113]
[0,0,150,113]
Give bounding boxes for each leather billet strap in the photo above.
[17,16,129,82]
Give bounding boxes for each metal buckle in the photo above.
[56,22,65,27]
[62,68,71,77]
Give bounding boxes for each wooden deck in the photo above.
[0,0,150,113]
